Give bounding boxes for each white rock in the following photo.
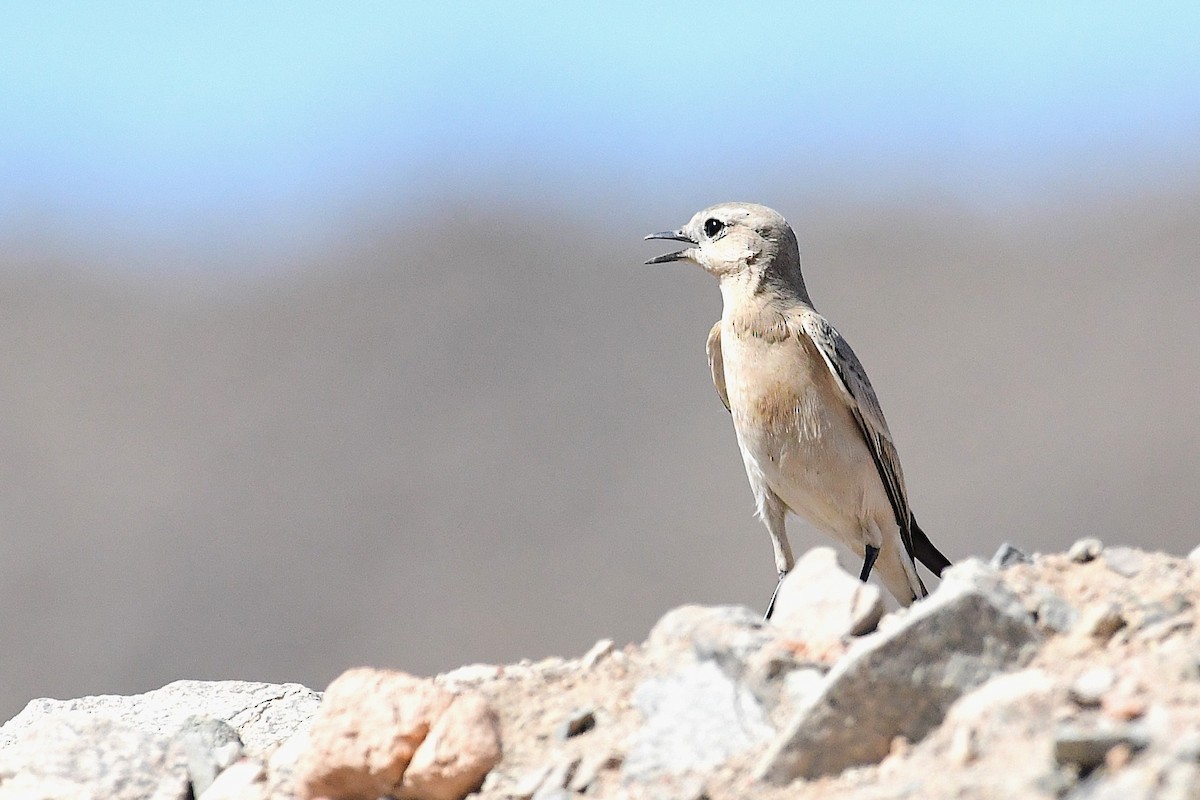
[946,669,1056,728]
[783,668,825,710]
[1069,666,1115,707]
[438,664,501,685]
[0,680,320,758]
[623,661,772,783]
[512,763,554,799]
[1068,537,1104,563]
[581,638,615,668]
[199,759,266,800]
[770,547,884,641]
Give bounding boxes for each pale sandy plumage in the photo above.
[647,202,950,613]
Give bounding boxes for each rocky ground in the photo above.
[2,541,1199,800]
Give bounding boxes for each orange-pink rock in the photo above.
[297,668,501,800]
[400,693,502,800]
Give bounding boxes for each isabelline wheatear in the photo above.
[645,203,950,618]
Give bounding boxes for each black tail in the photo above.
[910,516,952,577]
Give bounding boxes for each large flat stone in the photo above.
[0,680,320,758]
[756,560,1039,783]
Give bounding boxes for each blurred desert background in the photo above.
[2,4,1198,720]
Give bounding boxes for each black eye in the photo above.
[704,218,724,238]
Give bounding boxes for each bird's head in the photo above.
[644,202,801,283]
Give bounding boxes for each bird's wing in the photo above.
[706,321,730,412]
[798,310,914,555]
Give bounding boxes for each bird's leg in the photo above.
[764,570,787,622]
[859,544,880,582]
[761,491,792,622]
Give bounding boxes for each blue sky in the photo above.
[3,2,1199,250]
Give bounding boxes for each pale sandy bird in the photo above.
[645,202,950,617]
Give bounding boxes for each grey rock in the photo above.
[555,707,596,740]
[0,715,190,800]
[1139,593,1192,629]
[1069,667,1115,708]
[0,680,320,758]
[623,660,773,783]
[991,542,1032,569]
[1036,589,1079,633]
[1102,547,1146,578]
[173,716,243,797]
[770,547,884,640]
[756,559,1038,783]
[1054,723,1149,770]
[1069,537,1104,563]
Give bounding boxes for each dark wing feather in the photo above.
[911,515,951,577]
[798,310,917,566]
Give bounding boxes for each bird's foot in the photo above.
[763,570,787,622]
[859,545,880,582]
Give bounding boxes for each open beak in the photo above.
[643,229,696,264]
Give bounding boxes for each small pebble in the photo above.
[991,542,1032,569]
[1102,547,1145,578]
[513,764,553,799]
[536,656,568,675]
[581,638,615,668]
[948,726,977,766]
[1173,732,1200,763]
[556,708,596,740]
[1139,594,1193,635]
[532,756,580,800]
[1068,537,1104,563]
[568,749,613,793]
[1036,591,1078,634]
[1104,742,1133,771]
[1079,604,1126,641]
[439,663,501,685]
[1054,725,1149,770]
[1102,693,1146,721]
[1069,666,1115,707]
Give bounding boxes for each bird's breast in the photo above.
[720,320,828,445]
